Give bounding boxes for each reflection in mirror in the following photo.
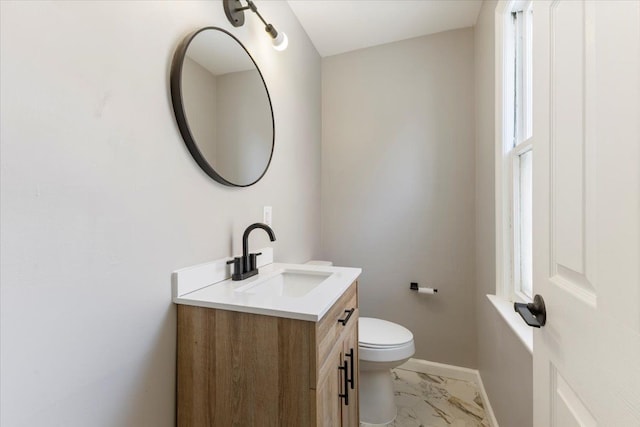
[171,27,274,187]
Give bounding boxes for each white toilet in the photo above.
[359,317,415,425]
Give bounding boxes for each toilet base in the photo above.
[359,362,399,425]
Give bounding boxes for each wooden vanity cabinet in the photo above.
[177,281,359,427]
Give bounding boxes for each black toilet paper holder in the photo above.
[410,282,438,292]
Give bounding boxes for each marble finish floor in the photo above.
[373,366,491,427]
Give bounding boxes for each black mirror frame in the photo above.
[170,26,275,187]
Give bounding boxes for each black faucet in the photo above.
[227,222,276,281]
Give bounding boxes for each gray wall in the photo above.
[474,1,533,426]
[216,69,273,184]
[0,1,321,426]
[321,29,477,368]
[182,57,219,162]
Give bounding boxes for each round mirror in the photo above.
[170,27,274,187]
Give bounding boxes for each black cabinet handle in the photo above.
[338,308,355,326]
[514,294,547,327]
[345,348,355,389]
[338,360,349,405]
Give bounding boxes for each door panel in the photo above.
[533,1,640,426]
[551,367,597,427]
[550,0,588,278]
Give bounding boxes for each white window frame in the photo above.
[495,0,533,304]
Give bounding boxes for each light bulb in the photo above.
[272,31,288,51]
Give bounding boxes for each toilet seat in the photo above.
[359,317,413,347]
[358,317,415,362]
[360,342,408,349]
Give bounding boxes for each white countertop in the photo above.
[173,262,361,322]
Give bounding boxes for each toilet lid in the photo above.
[359,317,413,348]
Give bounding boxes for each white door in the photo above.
[532,0,640,426]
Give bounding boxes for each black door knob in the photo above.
[514,294,547,327]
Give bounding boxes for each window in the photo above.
[497,1,533,303]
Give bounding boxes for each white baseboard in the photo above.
[397,358,500,427]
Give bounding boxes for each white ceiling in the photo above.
[286,0,483,57]
[188,29,255,75]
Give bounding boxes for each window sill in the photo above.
[486,294,533,354]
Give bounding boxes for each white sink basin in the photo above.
[234,269,333,298]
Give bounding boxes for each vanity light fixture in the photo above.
[223,0,288,51]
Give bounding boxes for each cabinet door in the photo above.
[316,344,343,427]
[341,313,359,426]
